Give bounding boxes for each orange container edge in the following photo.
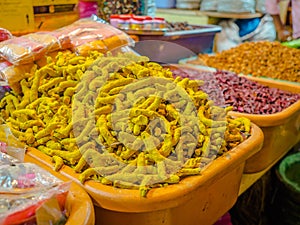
[24,155,95,225]
[171,64,300,173]
[25,122,263,213]
[229,76,300,173]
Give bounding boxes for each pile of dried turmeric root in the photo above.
[0,51,251,196]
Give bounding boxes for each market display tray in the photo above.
[120,28,168,36]
[179,56,300,86]
[25,123,263,225]
[129,25,222,64]
[123,25,221,36]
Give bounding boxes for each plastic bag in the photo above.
[217,0,256,13]
[26,31,72,52]
[256,0,266,13]
[235,18,261,37]
[216,15,276,52]
[0,60,34,89]
[216,20,241,52]
[0,36,46,65]
[0,124,26,162]
[239,15,276,42]
[282,38,300,48]
[0,28,13,42]
[0,181,70,225]
[54,17,135,55]
[0,32,71,65]
[0,151,20,166]
[0,163,63,194]
[0,60,12,83]
[200,0,218,11]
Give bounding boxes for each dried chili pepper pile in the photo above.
[170,66,300,114]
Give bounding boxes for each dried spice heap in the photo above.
[170,66,300,114]
[192,41,300,83]
[0,51,252,196]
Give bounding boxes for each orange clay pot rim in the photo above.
[171,64,300,127]
[26,123,263,212]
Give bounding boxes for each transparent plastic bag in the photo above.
[0,36,46,65]
[0,32,71,65]
[54,17,135,56]
[0,60,12,83]
[0,60,34,89]
[0,151,20,166]
[26,32,72,53]
[0,181,70,225]
[0,124,26,162]
[0,163,63,194]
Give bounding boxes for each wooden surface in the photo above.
[200,11,263,19]
[156,8,263,20]
[156,8,208,25]
[157,8,206,16]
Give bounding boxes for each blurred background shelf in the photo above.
[200,11,263,19]
[156,8,208,24]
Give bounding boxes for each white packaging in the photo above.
[217,0,256,13]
